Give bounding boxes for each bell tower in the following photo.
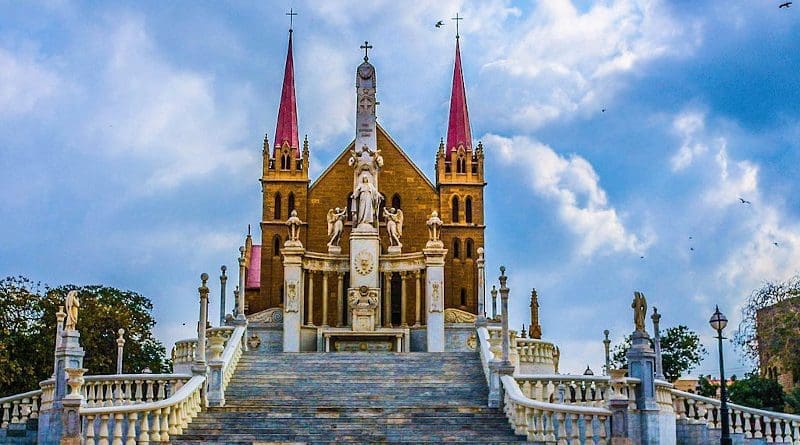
[255,27,310,314]
[436,32,486,314]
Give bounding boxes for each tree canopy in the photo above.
[728,372,785,412]
[0,276,170,396]
[611,325,707,382]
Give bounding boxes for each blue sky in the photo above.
[1,1,798,377]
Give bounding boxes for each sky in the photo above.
[1,0,798,377]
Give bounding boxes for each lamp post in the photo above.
[602,329,611,375]
[709,305,732,445]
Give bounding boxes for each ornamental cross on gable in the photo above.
[360,41,373,61]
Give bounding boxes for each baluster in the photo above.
[145,380,154,402]
[556,412,568,445]
[150,409,161,441]
[124,379,132,404]
[754,414,763,438]
[544,411,556,442]
[527,408,540,441]
[134,379,143,402]
[792,420,800,444]
[584,414,595,444]
[173,403,184,434]
[743,412,754,438]
[522,381,532,398]
[535,380,544,401]
[546,381,555,402]
[10,400,19,424]
[85,414,97,445]
[19,398,30,423]
[168,404,179,435]
[696,402,707,425]
[765,417,774,443]
[157,381,166,401]
[125,412,138,445]
[568,413,580,445]
[112,412,124,445]
[598,414,609,445]
[30,396,39,419]
[2,402,9,427]
[732,409,742,434]
[138,411,151,445]
[160,407,170,441]
[782,419,791,443]
[104,383,114,407]
[98,414,111,445]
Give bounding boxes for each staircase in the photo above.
[173,352,528,444]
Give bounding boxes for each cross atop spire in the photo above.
[273,27,299,156]
[286,8,298,33]
[451,13,463,39]
[360,41,373,62]
[445,32,472,159]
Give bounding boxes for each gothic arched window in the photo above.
[466,239,474,259]
[274,193,282,220]
[288,192,296,214]
[280,149,290,170]
[273,235,281,257]
[391,193,401,210]
[456,151,467,174]
[453,238,461,259]
[465,196,473,224]
[452,196,460,223]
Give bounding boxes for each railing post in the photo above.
[476,247,487,327]
[219,265,228,325]
[488,266,515,408]
[116,329,125,375]
[626,291,660,445]
[206,327,232,407]
[192,274,209,377]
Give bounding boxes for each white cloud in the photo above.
[486,133,647,256]
[0,47,62,116]
[83,17,256,191]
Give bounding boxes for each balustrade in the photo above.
[172,339,197,365]
[0,390,42,428]
[81,375,189,408]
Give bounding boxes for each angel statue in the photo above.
[384,207,404,247]
[65,290,80,331]
[426,211,443,242]
[632,291,647,333]
[326,207,347,248]
[354,175,380,227]
[286,210,303,242]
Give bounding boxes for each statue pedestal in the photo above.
[282,244,305,352]
[349,227,381,329]
[626,330,660,444]
[423,244,447,352]
[387,245,402,255]
[327,245,342,255]
[38,330,85,445]
[348,287,379,331]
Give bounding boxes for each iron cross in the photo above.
[286,8,298,32]
[452,13,463,38]
[360,41,373,61]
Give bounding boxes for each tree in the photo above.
[0,276,170,396]
[785,387,800,414]
[728,372,785,412]
[697,375,718,397]
[734,275,800,380]
[610,325,707,382]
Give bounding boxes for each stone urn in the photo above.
[64,368,87,400]
[206,327,233,361]
[608,368,629,400]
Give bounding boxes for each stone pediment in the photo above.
[444,308,477,324]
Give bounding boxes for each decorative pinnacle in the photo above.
[451,12,463,39]
[491,285,497,296]
[360,41,373,62]
[221,265,227,274]
[199,273,209,298]
[604,329,610,339]
[498,266,507,288]
[263,133,269,152]
[200,273,209,285]
[286,8,297,33]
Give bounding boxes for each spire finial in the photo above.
[360,41,373,62]
[451,12,463,39]
[286,8,298,33]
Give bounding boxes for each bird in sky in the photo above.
[690,247,695,251]
[688,236,693,240]
[601,108,606,113]
[738,197,752,205]
[779,2,792,8]
[435,20,444,28]
[773,241,780,247]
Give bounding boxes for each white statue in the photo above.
[326,207,347,248]
[65,290,80,331]
[354,175,380,227]
[426,211,443,242]
[384,207,404,247]
[286,210,303,241]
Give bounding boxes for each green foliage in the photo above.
[0,276,170,396]
[734,275,800,378]
[697,375,718,397]
[610,325,707,382]
[785,387,800,414]
[728,372,785,412]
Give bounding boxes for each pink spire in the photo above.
[446,38,472,159]
[274,31,299,157]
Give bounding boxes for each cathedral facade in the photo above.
[240,29,486,352]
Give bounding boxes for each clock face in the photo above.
[358,64,374,79]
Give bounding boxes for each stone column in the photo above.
[603,329,612,375]
[52,306,66,378]
[652,307,665,381]
[219,265,228,325]
[476,247,487,327]
[337,273,344,327]
[235,246,247,323]
[400,272,408,327]
[413,271,422,327]
[60,367,86,445]
[282,243,305,352]
[498,267,512,367]
[322,272,330,327]
[193,273,209,374]
[307,271,315,326]
[626,296,659,445]
[116,329,125,374]
[206,327,232,407]
[488,266,515,408]
[491,285,498,321]
[423,242,447,352]
[383,272,392,327]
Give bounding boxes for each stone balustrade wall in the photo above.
[0,390,42,428]
[515,374,638,410]
[81,375,190,408]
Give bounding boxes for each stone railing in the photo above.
[207,325,246,405]
[515,374,639,409]
[80,374,205,444]
[515,338,558,373]
[502,375,611,444]
[672,388,800,443]
[172,339,197,374]
[0,389,42,428]
[82,374,190,408]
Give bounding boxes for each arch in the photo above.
[391,193,402,210]
[466,239,474,259]
[288,192,296,214]
[452,196,460,223]
[273,235,282,257]
[274,193,282,220]
[465,196,473,224]
[460,288,467,307]
[456,152,466,174]
[280,149,290,170]
[452,238,461,259]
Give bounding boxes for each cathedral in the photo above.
[238,27,487,353]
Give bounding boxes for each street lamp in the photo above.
[709,305,732,445]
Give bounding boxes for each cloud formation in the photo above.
[0,47,62,117]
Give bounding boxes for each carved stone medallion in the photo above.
[354,250,375,276]
[285,280,299,313]
[430,281,443,313]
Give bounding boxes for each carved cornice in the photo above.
[444,308,477,323]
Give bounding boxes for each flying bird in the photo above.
[738,197,752,205]
[435,20,444,28]
[688,236,693,240]
[601,108,606,113]
[779,2,792,8]
[690,247,695,251]
[773,241,780,247]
